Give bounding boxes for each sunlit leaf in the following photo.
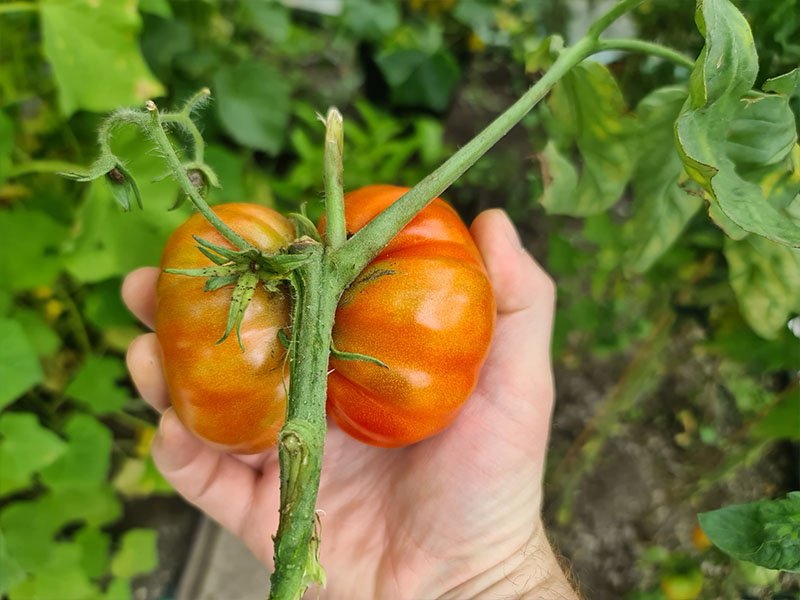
[74,527,111,579]
[39,0,164,116]
[0,531,26,597]
[110,529,158,579]
[8,543,100,600]
[699,493,800,573]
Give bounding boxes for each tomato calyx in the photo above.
[165,234,315,350]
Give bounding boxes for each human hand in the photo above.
[123,209,577,599]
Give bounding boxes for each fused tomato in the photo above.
[156,186,495,452]
[323,185,496,447]
[156,204,294,454]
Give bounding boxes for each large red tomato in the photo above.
[323,185,496,447]
[156,186,495,452]
[156,204,293,454]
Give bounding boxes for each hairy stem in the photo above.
[322,109,346,249]
[270,246,336,600]
[141,102,250,250]
[595,38,696,70]
[586,0,645,39]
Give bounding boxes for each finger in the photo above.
[152,408,279,563]
[122,267,160,330]
[127,333,170,413]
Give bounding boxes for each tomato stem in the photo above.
[594,38,696,70]
[322,108,346,249]
[270,245,335,599]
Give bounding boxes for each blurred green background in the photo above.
[0,0,798,599]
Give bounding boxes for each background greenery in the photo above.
[0,0,798,599]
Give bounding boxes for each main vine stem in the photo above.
[268,1,652,598]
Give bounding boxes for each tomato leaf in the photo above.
[624,86,702,273]
[539,61,635,216]
[675,0,800,247]
[73,527,111,580]
[0,412,67,497]
[699,493,800,573]
[9,543,101,600]
[0,320,44,411]
[723,235,800,339]
[751,391,800,442]
[213,59,291,155]
[39,0,164,116]
[110,529,158,579]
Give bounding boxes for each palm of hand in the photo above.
[124,210,555,600]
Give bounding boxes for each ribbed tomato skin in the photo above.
[157,188,495,451]
[156,204,294,454]
[323,185,496,447]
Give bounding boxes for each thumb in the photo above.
[469,209,556,422]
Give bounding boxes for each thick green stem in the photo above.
[142,102,250,250]
[595,38,696,70]
[586,0,645,39]
[269,245,337,600]
[333,35,596,285]
[322,109,346,249]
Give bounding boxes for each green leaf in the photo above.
[218,272,259,351]
[539,61,635,216]
[65,355,130,414]
[64,129,186,282]
[39,413,113,489]
[624,86,702,273]
[39,0,164,116]
[0,319,43,411]
[0,501,55,572]
[676,0,800,247]
[375,25,459,112]
[241,0,290,43]
[8,543,100,600]
[0,210,68,292]
[11,309,61,358]
[110,529,158,579]
[113,456,173,497]
[213,59,291,155]
[105,578,132,600]
[724,235,800,339]
[0,111,13,185]
[0,412,67,497]
[138,0,172,18]
[751,391,800,441]
[84,279,137,329]
[538,141,578,214]
[763,67,800,97]
[74,527,111,579]
[0,531,26,596]
[342,0,400,42]
[699,493,800,573]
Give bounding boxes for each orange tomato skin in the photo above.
[323,185,496,447]
[156,204,294,454]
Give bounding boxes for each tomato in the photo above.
[157,186,495,452]
[156,204,294,454]
[660,570,703,600]
[322,185,496,447]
